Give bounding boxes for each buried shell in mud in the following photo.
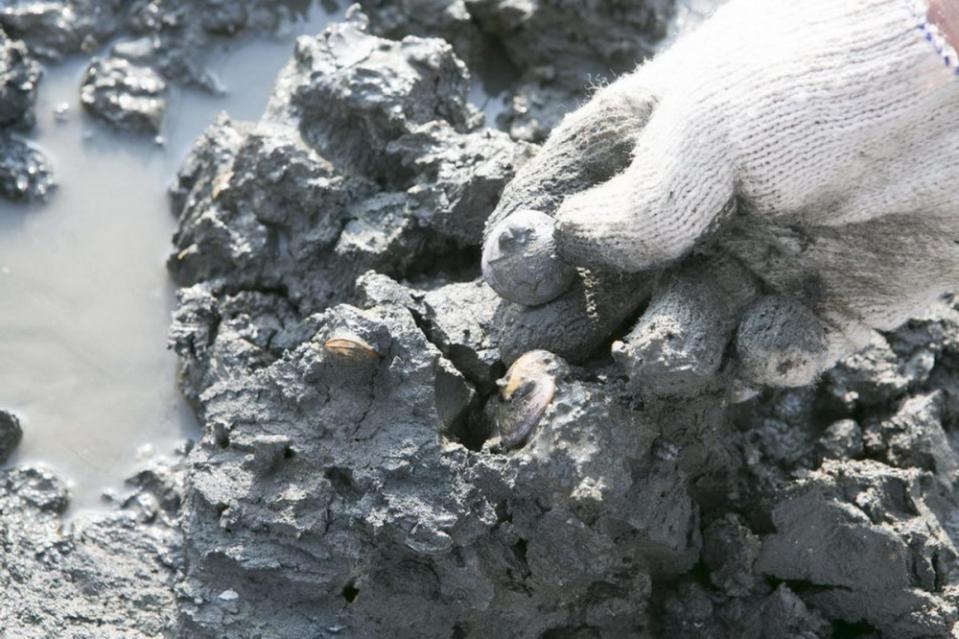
[323,334,382,360]
[492,350,568,450]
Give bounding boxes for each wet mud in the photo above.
[4,1,959,638]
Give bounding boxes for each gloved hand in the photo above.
[482,0,959,394]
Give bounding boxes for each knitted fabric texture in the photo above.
[482,0,959,388]
[557,0,958,269]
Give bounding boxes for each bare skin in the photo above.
[930,0,959,50]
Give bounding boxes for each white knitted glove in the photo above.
[483,0,959,391]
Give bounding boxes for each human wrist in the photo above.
[911,0,959,74]
[929,0,959,50]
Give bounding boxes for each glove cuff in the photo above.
[911,0,959,76]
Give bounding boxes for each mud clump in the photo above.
[4,1,959,637]
[359,0,674,141]
[0,409,23,462]
[0,0,337,141]
[81,56,167,133]
[0,132,54,201]
[166,8,701,637]
[0,0,324,203]
[168,12,531,317]
[173,301,702,637]
[0,456,186,638]
[0,0,317,85]
[0,25,40,129]
[0,24,51,202]
[164,6,959,637]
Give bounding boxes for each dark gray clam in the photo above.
[493,351,567,450]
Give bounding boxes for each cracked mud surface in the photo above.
[4,1,959,638]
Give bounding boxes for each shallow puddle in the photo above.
[0,5,343,510]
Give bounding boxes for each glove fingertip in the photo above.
[482,210,576,306]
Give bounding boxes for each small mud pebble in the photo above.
[53,102,70,122]
[0,409,23,463]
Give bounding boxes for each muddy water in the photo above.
[0,6,343,510]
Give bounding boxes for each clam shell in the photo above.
[324,335,380,360]
[494,351,563,450]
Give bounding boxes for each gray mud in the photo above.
[0,4,343,510]
[4,1,959,638]
[0,456,187,638]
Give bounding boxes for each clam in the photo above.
[493,350,566,450]
[324,334,380,360]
